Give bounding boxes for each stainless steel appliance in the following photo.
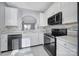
[44,33,56,56]
[8,34,22,51]
[44,28,67,56]
[51,29,67,36]
[48,12,62,25]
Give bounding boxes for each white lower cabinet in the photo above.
[1,34,8,51]
[57,37,77,56]
[30,33,44,46]
[22,37,31,48]
[57,43,76,56]
[0,32,44,51]
[22,32,44,47]
[38,33,44,44]
[30,33,39,46]
[57,44,68,56]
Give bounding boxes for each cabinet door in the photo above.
[30,33,39,46]
[57,37,77,56]
[57,44,74,56]
[57,44,67,56]
[1,34,7,51]
[40,13,47,26]
[22,37,31,48]
[38,33,44,44]
[57,39,67,56]
[22,33,39,47]
[0,6,5,31]
[22,33,32,47]
[5,7,18,26]
[61,2,77,24]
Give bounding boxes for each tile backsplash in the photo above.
[44,23,78,34]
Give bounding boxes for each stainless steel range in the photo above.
[44,28,67,56]
[44,33,56,56]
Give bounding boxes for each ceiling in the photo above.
[6,2,53,12]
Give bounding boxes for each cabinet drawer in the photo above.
[57,40,77,54]
[57,38,77,53]
[57,39,66,46]
[57,44,77,56]
[65,42,77,53]
[57,44,69,56]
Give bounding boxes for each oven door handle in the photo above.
[45,35,55,39]
[44,35,56,43]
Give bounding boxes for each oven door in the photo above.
[44,35,50,44]
[44,34,56,56]
[44,34,55,44]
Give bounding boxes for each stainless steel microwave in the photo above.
[48,12,62,25]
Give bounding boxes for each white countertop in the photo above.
[0,29,45,35]
[56,35,77,45]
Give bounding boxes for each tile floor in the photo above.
[0,45,49,56]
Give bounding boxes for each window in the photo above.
[22,16,36,31]
[24,24,31,30]
[22,21,35,31]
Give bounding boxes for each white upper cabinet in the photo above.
[60,2,77,24]
[45,3,61,19]
[5,7,18,26]
[39,12,47,26]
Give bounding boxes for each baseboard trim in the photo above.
[1,50,10,53]
[1,44,44,53]
[20,44,43,49]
